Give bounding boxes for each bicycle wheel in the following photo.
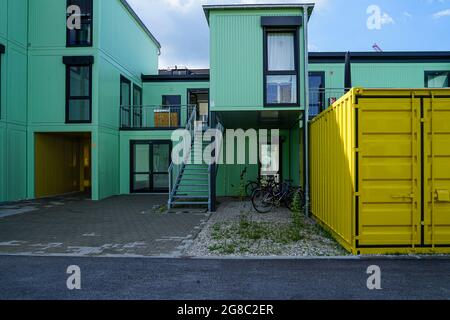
[245,181,259,198]
[252,189,274,213]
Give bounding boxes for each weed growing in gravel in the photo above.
[209,215,304,254]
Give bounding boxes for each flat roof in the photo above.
[121,0,161,49]
[142,51,450,81]
[203,3,315,22]
[309,51,450,63]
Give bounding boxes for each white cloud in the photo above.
[308,43,319,51]
[403,11,413,19]
[433,9,450,18]
[126,0,331,68]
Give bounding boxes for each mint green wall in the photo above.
[0,0,29,202]
[98,128,120,199]
[143,81,210,127]
[310,62,450,90]
[98,0,159,77]
[119,131,174,194]
[209,8,307,111]
[1,0,161,202]
[143,81,210,105]
[352,63,450,88]
[216,130,292,196]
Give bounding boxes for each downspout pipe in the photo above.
[302,5,311,217]
[344,51,352,92]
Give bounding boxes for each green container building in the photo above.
[1,1,449,212]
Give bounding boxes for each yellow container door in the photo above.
[423,96,450,246]
[358,96,421,246]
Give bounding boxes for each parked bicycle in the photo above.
[251,180,304,213]
[245,175,280,198]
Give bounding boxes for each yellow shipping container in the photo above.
[310,88,450,255]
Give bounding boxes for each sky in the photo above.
[126,0,450,69]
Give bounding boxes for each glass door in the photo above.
[260,143,280,182]
[152,143,171,192]
[131,142,151,193]
[131,141,171,193]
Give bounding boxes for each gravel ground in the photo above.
[184,198,349,257]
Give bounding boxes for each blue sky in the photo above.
[127,0,450,69]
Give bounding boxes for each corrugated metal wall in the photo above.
[310,88,450,254]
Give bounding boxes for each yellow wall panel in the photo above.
[35,133,91,198]
[310,88,450,254]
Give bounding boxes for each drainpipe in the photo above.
[344,51,352,92]
[302,5,311,217]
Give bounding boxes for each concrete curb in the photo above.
[0,253,449,260]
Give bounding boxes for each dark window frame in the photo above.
[120,75,132,128]
[263,28,300,108]
[424,70,450,88]
[66,0,94,48]
[133,84,143,127]
[0,44,4,120]
[65,61,93,124]
[130,140,172,193]
[308,71,326,117]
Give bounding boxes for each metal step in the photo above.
[171,201,209,205]
[173,195,209,199]
[176,184,209,188]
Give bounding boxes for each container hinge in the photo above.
[421,118,426,123]
[355,192,361,197]
[421,221,425,226]
[354,148,360,153]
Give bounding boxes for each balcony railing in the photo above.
[120,105,197,130]
[309,88,350,119]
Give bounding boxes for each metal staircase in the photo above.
[168,108,223,211]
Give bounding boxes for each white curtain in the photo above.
[428,73,449,88]
[268,33,295,71]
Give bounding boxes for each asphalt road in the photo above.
[0,255,449,300]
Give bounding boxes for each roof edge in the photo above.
[309,51,450,63]
[203,3,315,23]
[120,0,161,49]
[142,74,210,82]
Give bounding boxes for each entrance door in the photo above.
[188,89,209,125]
[260,143,281,182]
[423,97,450,246]
[131,141,171,193]
[357,94,450,248]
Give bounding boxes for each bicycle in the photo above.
[245,175,277,198]
[252,180,304,213]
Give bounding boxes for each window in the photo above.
[120,76,131,128]
[162,95,181,106]
[133,84,143,127]
[264,31,299,106]
[425,71,450,88]
[65,58,92,123]
[162,95,181,127]
[67,0,93,47]
[309,72,325,117]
